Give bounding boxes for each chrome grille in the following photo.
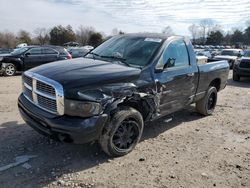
[37,80,56,96]
[22,71,64,115]
[23,87,33,100]
[23,75,32,87]
[37,94,57,112]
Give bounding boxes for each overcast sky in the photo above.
[1,0,250,36]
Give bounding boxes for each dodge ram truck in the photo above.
[18,34,229,157]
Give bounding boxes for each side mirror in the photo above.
[25,52,31,57]
[163,58,175,70]
[237,53,242,58]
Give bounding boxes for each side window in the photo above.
[27,48,42,55]
[156,40,189,69]
[43,48,58,55]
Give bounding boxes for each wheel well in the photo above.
[13,62,22,71]
[209,78,221,91]
[6,62,22,71]
[118,99,150,121]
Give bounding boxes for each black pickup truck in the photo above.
[18,34,229,157]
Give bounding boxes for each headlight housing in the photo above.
[0,57,3,62]
[65,99,102,118]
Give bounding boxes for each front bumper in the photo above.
[18,93,108,144]
[233,65,250,77]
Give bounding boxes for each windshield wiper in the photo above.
[100,55,130,67]
[88,52,130,67]
[88,52,101,59]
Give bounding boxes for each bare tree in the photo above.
[34,27,50,45]
[76,26,95,45]
[0,31,18,48]
[188,24,199,43]
[162,26,174,36]
[199,19,214,44]
[18,30,32,44]
[210,24,223,32]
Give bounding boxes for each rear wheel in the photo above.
[196,86,217,116]
[4,63,16,76]
[99,106,144,157]
[233,72,240,81]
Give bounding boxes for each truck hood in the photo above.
[30,58,141,89]
[214,55,238,60]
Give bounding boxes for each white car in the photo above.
[83,45,94,51]
[16,43,28,48]
[214,49,244,69]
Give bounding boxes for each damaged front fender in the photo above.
[76,81,163,121]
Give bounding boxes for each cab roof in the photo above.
[120,33,182,40]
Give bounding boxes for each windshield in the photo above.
[221,50,239,56]
[86,36,163,67]
[11,47,29,55]
[244,50,250,57]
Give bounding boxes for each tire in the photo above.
[4,63,16,76]
[233,72,240,81]
[99,106,144,157]
[196,86,217,116]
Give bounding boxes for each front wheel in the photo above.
[196,86,217,116]
[99,106,144,157]
[4,63,16,76]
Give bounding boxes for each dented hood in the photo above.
[29,57,141,89]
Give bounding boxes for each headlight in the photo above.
[65,99,102,118]
[0,57,3,61]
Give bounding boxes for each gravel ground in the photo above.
[0,71,249,188]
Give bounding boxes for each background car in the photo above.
[0,48,13,54]
[82,45,94,51]
[214,49,243,69]
[233,49,250,81]
[67,47,90,58]
[195,49,212,59]
[0,45,72,76]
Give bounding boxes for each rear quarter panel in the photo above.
[195,60,229,101]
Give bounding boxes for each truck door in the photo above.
[23,47,44,70]
[154,39,197,116]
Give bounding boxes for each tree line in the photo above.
[187,19,250,46]
[1,20,250,48]
[0,25,105,48]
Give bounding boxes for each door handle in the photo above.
[187,73,194,77]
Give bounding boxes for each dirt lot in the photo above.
[0,71,249,188]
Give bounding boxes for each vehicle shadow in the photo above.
[0,72,22,77]
[142,106,203,141]
[0,106,204,187]
[227,77,250,88]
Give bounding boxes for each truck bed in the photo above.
[195,60,229,101]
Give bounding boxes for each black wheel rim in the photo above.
[112,119,140,151]
[207,92,216,110]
